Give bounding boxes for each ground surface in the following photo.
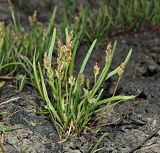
[0,1,160,153]
[1,28,160,153]
[69,29,160,153]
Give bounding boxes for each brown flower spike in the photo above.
[93,62,100,83]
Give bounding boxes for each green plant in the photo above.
[34,29,135,142]
[83,2,112,44]
[0,3,57,78]
[0,3,85,94]
[63,0,76,13]
[110,0,160,31]
[16,74,26,92]
[1,0,160,84]
[72,0,160,44]
[89,133,107,153]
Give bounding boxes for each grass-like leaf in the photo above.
[36,31,135,142]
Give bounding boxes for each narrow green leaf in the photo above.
[69,36,79,76]
[89,133,107,153]
[123,49,132,65]
[90,95,136,111]
[38,62,62,125]
[48,28,56,65]
[79,39,97,73]
[105,67,118,81]
[33,53,42,97]
[47,6,57,35]
[65,28,69,43]
[105,49,132,81]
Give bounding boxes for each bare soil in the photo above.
[0,1,160,153]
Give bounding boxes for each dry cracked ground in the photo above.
[0,1,160,153]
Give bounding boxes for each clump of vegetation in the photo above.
[1,0,160,78]
[33,29,135,142]
[62,0,160,43]
[0,5,60,92]
[0,0,160,151]
[0,3,57,77]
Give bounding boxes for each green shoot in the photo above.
[34,31,135,142]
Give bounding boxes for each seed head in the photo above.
[93,62,100,77]
[86,79,90,89]
[105,42,112,63]
[44,52,50,67]
[118,63,125,77]
[56,33,72,75]
[88,97,96,104]
[28,11,37,26]
[68,76,76,86]
[44,52,54,79]
[65,32,73,61]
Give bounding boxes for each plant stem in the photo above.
[112,76,121,97]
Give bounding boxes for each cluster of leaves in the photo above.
[33,29,135,142]
[0,15,43,76]
[1,0,160,77]
[1,0,150,144]
[62,0,160,43]
[110,0,160,30]
[0,5,58,90]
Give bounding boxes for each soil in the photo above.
[73,29,160,153]
[1,1,160,153]
[94,31,160,153]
